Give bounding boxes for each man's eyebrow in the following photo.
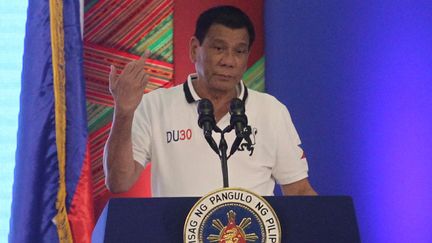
[210,38,249,47]
[209,38,227,44]
[236,43,249,48]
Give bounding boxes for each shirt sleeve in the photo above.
[272,103,309,185]
[131,96,152,167]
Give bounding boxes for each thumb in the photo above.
[109,65,117,84]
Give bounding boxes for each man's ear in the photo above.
[189,36,200,63]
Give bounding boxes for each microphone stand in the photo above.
[199,98,251,189]
[211,124,247,188]
[219,131,229,188]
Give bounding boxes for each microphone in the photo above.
[197,98,216,137]
[229,98,248,137]
[197,99,219,155]
[228,98,249,157]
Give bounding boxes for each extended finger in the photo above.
[135,49,152,67]
[124,60,136,73]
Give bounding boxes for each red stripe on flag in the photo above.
[68,144,95,243]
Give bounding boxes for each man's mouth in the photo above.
[215,74,233,80]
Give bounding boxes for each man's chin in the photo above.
[210,80,238,93]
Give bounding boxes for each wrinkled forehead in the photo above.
[203,24,250,47]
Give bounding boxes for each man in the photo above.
[104,5,316,196]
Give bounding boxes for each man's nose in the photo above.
[220,50,236,67]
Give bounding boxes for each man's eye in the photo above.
[236,49,248,54]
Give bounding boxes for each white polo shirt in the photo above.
[132,74,309,197]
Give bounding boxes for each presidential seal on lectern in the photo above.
[184,188,281,243]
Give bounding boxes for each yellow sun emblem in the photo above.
[207,210,259,243]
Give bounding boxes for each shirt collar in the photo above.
[183,73,249,104]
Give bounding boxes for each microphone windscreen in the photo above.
[197,99,215,128]
[198,98,213,115]
[229,98,245,116]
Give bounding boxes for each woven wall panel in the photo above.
[84,0,173,218]
[84,43,173,106]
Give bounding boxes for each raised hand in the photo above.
[109,50,151,115]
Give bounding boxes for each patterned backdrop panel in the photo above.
[84,0,174,218]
